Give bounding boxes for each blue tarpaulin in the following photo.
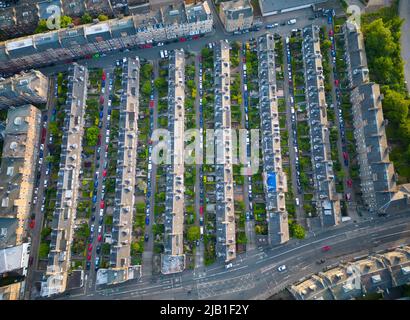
[267,172,276,192]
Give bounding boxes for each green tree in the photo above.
[86,126,100,146]
[292,224,306,239]
[81,13,93,24]
[60,16,73,28]
[382,89,409,124]
[98,14,109,21]
[141,80,151,96]
[39,242,50,259]
[187,226,200,242]
[35,19,49,34]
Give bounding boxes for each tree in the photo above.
[382,89,409,124]
[291,223,306,239]
[39,242,50,259]
[86,126,100,146]
[187,226,200,242]
[141,63,153,79]
[60,16,73,28]
[98,14,109,21]
[35,19,49,34]
[141,80,151,96]
[322,39,332,51]
[81,13,93,24]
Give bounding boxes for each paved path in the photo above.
[400,0,410,93]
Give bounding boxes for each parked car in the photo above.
[277,264,287,272]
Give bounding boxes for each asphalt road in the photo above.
[400,0,410,93]
[60,212,410,300]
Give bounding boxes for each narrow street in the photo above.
[24,76,56,299]
[85,67,113,293]
[239,46,256,251]
[193,54,205,271]
[282,38,306,229]
[141,60,158,277]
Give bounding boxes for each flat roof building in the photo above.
[302,25,341,227]
[162,49,186,274]
[214,40,236,263]
[258,0,327,17]
[0,70,48,109]
[41,64,88,297]
[257,33,289,245]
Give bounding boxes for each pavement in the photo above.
[399,0,410,93]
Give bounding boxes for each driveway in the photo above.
[400,0,410,93]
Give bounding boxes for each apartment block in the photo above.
[110,57,140,270]
[41,64,88,297]
[0,1,213,74]
[257,33,289,245]
[214,40,236,263]
[302,25,341,227]
[219,0,253,33]
[0,70,48,109]
[162,49,186,274]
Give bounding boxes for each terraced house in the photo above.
[162,49,186,275]
[110,57,140,274]
[302,25,341,227]
[343,22,400,214]
[214,40,236,263]
[0,70,48,109]
[257,33,289,245]
[41,64,88,297]
[0,105,41,300]
[0,1,213,74]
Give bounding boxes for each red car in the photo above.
[149,100,154,108]
[343,152,348,160]
[88,244,93,252]
[102,170,107,177]
[100,200,105,209]
[98,234,102,242]
[97,134,102,146]
[193,35,199,40]
[87,253,92,261]
[100,96,105,104]
[29,220,35,229]
[329,29,334,36]
[334,79,339,86]
[242,57,246,63]
[322,245,331,252]
[179,38,187,42]
[347,179,353,188]
[102,72,106,81]
[199,206,204,216]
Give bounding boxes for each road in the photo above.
[38,9,327,78]
[141,61,158,278]
[239,45,256,251]
[283,36,306,227]
[193,53,205,273]
[24,76,56,299]
[400,0,410,93]
[59,211,410,300]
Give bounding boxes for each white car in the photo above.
[98,225,102,233]
[102,87,105,94]
[277,264,287,272]
[41,205,45,212]
[160,50,164,59]
[99,209,104,217]
[225,263,233,270]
